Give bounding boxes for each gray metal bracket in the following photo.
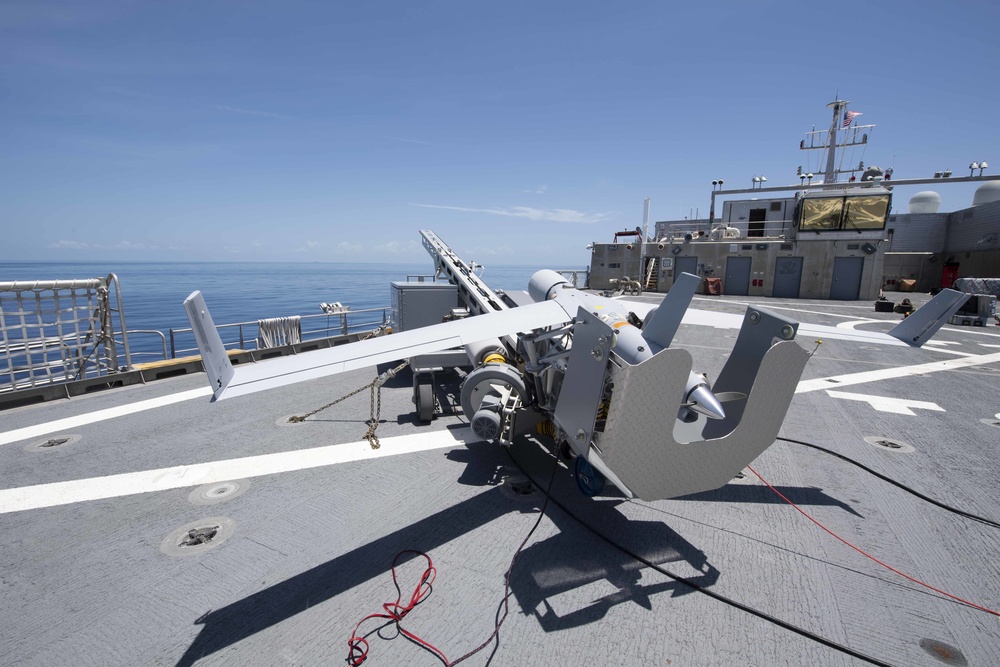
[592,336,809,501]
[703,307,798,440]
[552,307,614,457]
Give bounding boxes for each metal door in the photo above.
[674,257,698,280]
[748,208,767,238]
[830,256,864,300]
[724,256,752,296]
[772,257,803,298]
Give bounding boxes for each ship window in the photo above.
[769,201,783,212]
[799,194,889,232]
[800,198,842,230]
[843,196,890,229]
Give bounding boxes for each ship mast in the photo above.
[823,100,847,183]
[799,99,874,184]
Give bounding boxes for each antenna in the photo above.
[799,99,875,184]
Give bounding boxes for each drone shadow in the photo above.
[508,506,719,632]
[175,441,513,666]
[675,484,863,518]
[175,440,714,665]
[174,431,856,664]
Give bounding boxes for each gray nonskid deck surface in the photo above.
[1,295,999,666]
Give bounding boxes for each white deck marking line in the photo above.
[941,327,1000,339]
[835,319,883,330]
[0,426,473,514]
[692,298,867,321]
[910,348,977,358]
[826,391,944,415]
[796,351,1000,393]
[0,387,213,447]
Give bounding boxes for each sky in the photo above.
[2,1,998,267]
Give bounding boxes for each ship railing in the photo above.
[0,274,132,393]
[167,306,391,358]
[660,219,792,242]
[116,330,169,363]
[553,269,589,289]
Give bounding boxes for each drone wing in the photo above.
[183,292,570,401]
[620,288,968,348]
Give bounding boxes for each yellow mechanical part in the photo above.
[483,353,506,365]
[536,421,556,438]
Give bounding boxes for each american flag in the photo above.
[843,110,862,128]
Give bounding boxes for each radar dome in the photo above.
[973,181,1000,206]
[909,191,941,213]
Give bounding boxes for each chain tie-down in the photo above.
[288,360,409,449]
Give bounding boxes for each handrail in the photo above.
[105,273,132,370]
[552,269,589,289]
[119,330,168,362]
[658,219,794,241]
[168,306,391,358]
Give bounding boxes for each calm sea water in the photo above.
[1,260,576,359]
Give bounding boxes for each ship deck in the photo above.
[2,292,999,666]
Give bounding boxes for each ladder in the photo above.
[644,257,659,291]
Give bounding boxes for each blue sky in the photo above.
[2,1,998,267]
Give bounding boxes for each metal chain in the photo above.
[285,323,391,424]
[287,381,374,423]
[365,381,383,449]
[287,358,409,450]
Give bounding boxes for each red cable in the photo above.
[347,461,559,665]
[747,464,1000,617]
[347,550,449,666]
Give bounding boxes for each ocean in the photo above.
[1,260,580,362]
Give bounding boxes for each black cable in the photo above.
[777,436,1000,529]
[508,450,896,667]
[448,456,559,667]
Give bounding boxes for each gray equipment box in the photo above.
[948,294,996,327]
[390,281,460,333]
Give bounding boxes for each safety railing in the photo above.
[1,274,131,393]
[119,329,168,364]
[553,269,589,289]
[659,220,793,242]
[168,306,391,358]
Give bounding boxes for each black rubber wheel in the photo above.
[416,380,434,423]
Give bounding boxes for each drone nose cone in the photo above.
[687,385,727,420]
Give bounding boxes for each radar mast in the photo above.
[799,99,875,183]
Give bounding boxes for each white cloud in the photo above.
[523,185,548,194]
[208,104,292,120]
[373,239,422,255]
[50,240,93,249]
[49,240,157,250]
[409,203,613,224]
[296,240,322,252]
[465,244,513,257]
[333,241,365,255]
